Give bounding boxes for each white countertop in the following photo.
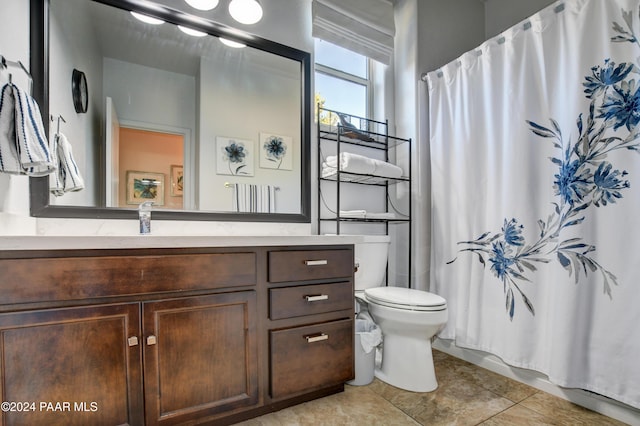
[0,235,372,251]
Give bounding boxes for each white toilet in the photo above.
[354,235,448,392]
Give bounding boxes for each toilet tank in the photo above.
[354,235,391,291]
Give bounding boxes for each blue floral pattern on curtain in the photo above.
[449,6,640,320]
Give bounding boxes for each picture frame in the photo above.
[170,165,183,196]
[259,133,293,170]
[216,136,255,176]
[126,171,165,206]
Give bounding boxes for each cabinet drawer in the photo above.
[268,249,353,283]
[270,319,354,398]
[0,252,256,305]
[269,282,353,320]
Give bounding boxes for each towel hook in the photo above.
[50,115,66,135]
[0,54,33,94]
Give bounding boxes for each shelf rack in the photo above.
[317,106,412,287]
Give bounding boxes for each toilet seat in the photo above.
[364,287,447,311]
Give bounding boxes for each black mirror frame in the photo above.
[29,0,311,223]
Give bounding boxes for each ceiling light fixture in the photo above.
[178,25,207,37]
[228,0,263,25]
[130,11,164,25]
[184,0,219,11]
[219,38,246,48]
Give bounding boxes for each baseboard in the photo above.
[433,338,640,426]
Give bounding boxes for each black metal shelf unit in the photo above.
[317,106,412,286]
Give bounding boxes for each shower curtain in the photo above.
[429,0,640,409]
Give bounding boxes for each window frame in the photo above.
[314,47,374,119]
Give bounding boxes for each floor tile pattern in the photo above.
[236,350,629,425]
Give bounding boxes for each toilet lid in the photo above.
[364,287,447,311]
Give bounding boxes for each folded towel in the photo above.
[0,84,21,174]
[0,83,54,176]
[339,210,397,219]
[233,183,276,213]
[321,165,371,182]
[324,152,403,179]
[339,209,367,218]
[50,133,84,196]
[365,212,397,219]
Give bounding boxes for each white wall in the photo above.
[49,0,102,207]
[484,0,557,39]
[0,0,36,234]
[103,59,196,133]
[198,55,301,213]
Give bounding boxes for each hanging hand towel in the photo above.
[0,83,22,174]
[233,183,276,213]
[12,83,55,176]
[48,132,63,195]
[49,132,84,196]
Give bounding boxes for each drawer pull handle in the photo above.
[305,294,329,302]
[127,336,139,347]
[305,333,329,343]
[305,259,328,266]
[147,335,157,346]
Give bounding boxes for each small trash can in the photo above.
[348,317,382,386]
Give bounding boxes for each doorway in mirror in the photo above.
[117,127,184,210]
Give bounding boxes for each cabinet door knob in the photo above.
[147,335,157,346]
[304,259,328,266]
[305,294,329,302]
[127,336,139,347]
[305,333,329,343]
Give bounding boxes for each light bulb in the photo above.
[184,0,219,11]
[178,25,207,37]
[130,11,164,25]
[228,0,263,25]
[220,38,246,48]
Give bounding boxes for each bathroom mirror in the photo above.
[29,0,311,222]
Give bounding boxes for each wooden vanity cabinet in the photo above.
[0,244,354,425]
[267,248,355,401]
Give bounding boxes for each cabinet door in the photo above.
[143,292,258,425]
[0,304,143,426]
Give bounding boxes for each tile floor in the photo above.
[236,349,629,425]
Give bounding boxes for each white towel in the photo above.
[0,83,21,174]
[233,183,276,213]
[364,212,397,219]
[321,165,370,182]
[339,210,397,219]
[12,84,55,176]
[324,152,403,179]
[339,209,367,218]
[0,83,54,176]
[49,133,84,196]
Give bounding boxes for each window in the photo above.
[314,39,371,123]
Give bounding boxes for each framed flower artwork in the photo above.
[216,137,254,176]
[259,133,293,170]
